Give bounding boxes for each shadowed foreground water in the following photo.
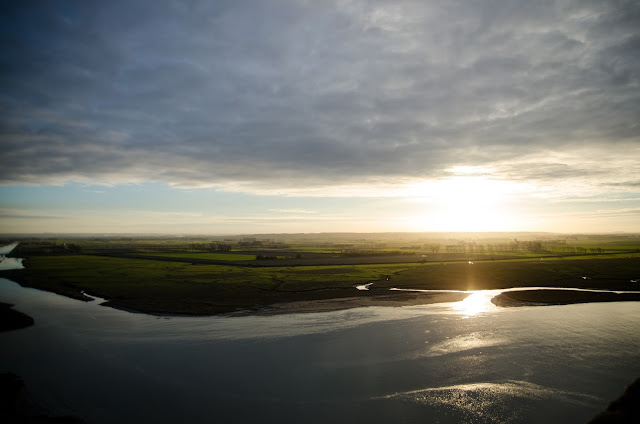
[1,277,639,423]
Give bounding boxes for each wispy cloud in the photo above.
[268,208,317,214]
[588,207,640,218]
[0,208,66,220]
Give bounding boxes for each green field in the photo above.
[136,252,257,261]
[2,252,638,315]
[2,255,417,314]
[2,233,639,315]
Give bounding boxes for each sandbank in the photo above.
[229,291,469,316]
[491,289,640,307]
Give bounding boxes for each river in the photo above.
[1,274,639,423]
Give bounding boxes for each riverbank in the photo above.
[0,302,34,331]
[1,254,639,316]
[0,373,84,423]
[492,290,640,307]
[229,291,469,316]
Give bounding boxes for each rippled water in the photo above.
[1,276,639,423]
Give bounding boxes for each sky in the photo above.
[1,0,639,235]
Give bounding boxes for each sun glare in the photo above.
[455,292,496,316]
[406,177,520,231]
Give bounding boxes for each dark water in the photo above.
[1,277,639,423]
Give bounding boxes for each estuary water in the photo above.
[1,276,639,423]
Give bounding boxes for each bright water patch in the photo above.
[0,257,24,270]
[0,242,19,255]
[0,242,23,270]
[377,380,599,423]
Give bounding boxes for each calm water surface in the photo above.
[1,277,639,423]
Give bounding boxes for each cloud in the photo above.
[0,208,66,220]
[0,0,639,196]
[268,208,317,214]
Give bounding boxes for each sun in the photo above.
[406,176,520,232]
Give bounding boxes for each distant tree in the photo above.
[256,254,277,260]
[66,243,82,254]
[428,243,441,254]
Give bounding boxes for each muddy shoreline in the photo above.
[228,291,470,316]
[0,302,34,332]
[492,289,640,307]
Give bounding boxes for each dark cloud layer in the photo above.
[1,0,639,193]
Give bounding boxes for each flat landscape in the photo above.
[2,233,639,315]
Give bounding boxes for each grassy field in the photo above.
[136,252,257,261]
[2,252,639,315]
[2,233,639,315]
[386,255,640,291]
[1,255,417,314]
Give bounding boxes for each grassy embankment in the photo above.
[1,255,415,314]
[135,252,257,261]
[2,251,639,315]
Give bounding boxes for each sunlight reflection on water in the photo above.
[377,380,600,423]
[2,275,640,424]
[420,331,506,358]
[454,291,498,317]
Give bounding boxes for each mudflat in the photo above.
[230,291,469,316]
[491,289,640,307]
